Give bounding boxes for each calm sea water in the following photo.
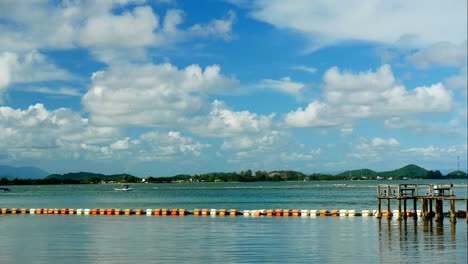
[1,180,467,263]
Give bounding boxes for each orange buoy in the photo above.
[219,209,227,216]
[21,208,28,214]
[282,209,291,216]
[69,209,76,215]
[319,210,328,216]
[91,209,99,215]
[153,209,162,216]
[134,209,143,215]
[193,209,201,216]
[114,209,121,215]
[171,209,178,216]
[61,208,69,214]
[106,209,114,215]
[229,209,237,216]
[292,209,301,217]
[274,209,282,216]
[178,209,187,216]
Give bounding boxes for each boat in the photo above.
[0,187,10,192]
[114,184,133,191]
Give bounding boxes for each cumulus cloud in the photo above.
[247,0,467,49]
[408,41,467,69]
[0,50,74,101]
[0,104,120,159]
[285,101,339,127]
[80,6,159,48]
[0,1,236,61]
[187,100,275,137]
[135,131,211,161]
[285,65,453,128]
[82,62,238,127]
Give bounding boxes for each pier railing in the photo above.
[377,184,455,199]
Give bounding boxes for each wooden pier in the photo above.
[377,184,468,223]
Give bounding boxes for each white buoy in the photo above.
[146,209,153,216]
[339,209,348,216]
[348,210,356,216]
[29,208,36,214]
[243,210,250,216]
[76,208,83,215]
[309,210,318,217]
[210,209,217,216]
[84,208,90,215]
[300,210,309,217]
[361,210,370,217]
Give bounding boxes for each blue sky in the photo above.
[0,0,466,176]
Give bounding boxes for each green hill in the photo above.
[445,170,467,179]
[336,168,377,178]
[378,164,428,179]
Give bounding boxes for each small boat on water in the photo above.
[0,187,10,192]
[114,184,133,191]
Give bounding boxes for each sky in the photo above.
[0,0,466,177]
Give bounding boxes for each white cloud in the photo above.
[187,100,275,137]
[408,41,467,69]
[0,104,120,159]
[285,65,454,128]
[445,67,467,91]
[285,101,339,127]
[371,137,400,147]
[291,65,317,74]
[258,77,305,96]
[21,86,81,97]
[83,62,238,127]
[0,50,75,102]
[136,131,210,161]
[248,0,467,49]
[0,1,236,61]
[80,6,158,48]
[401,145,461,157]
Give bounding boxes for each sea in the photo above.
[1,180,467,263]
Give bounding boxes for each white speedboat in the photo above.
[114,184,133,191]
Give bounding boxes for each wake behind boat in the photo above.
[114,184,133,191]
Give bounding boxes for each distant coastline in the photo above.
[1,164,466,185]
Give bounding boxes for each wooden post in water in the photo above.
[403,199,407,219]
[450,200,456,223]
[435,199,443,222]
[397,198,402,220]
[387,198,391,219]
[413,198,418,219]
[421,198,428,219]
[429,199,433,218]
[377,198,382,218]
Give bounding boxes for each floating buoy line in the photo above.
[1,208,467,219]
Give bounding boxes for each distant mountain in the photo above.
[47,172,140,182]
[0,165,49,179]
[378,164,428,178]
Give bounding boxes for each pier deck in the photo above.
[376,184,468,223]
